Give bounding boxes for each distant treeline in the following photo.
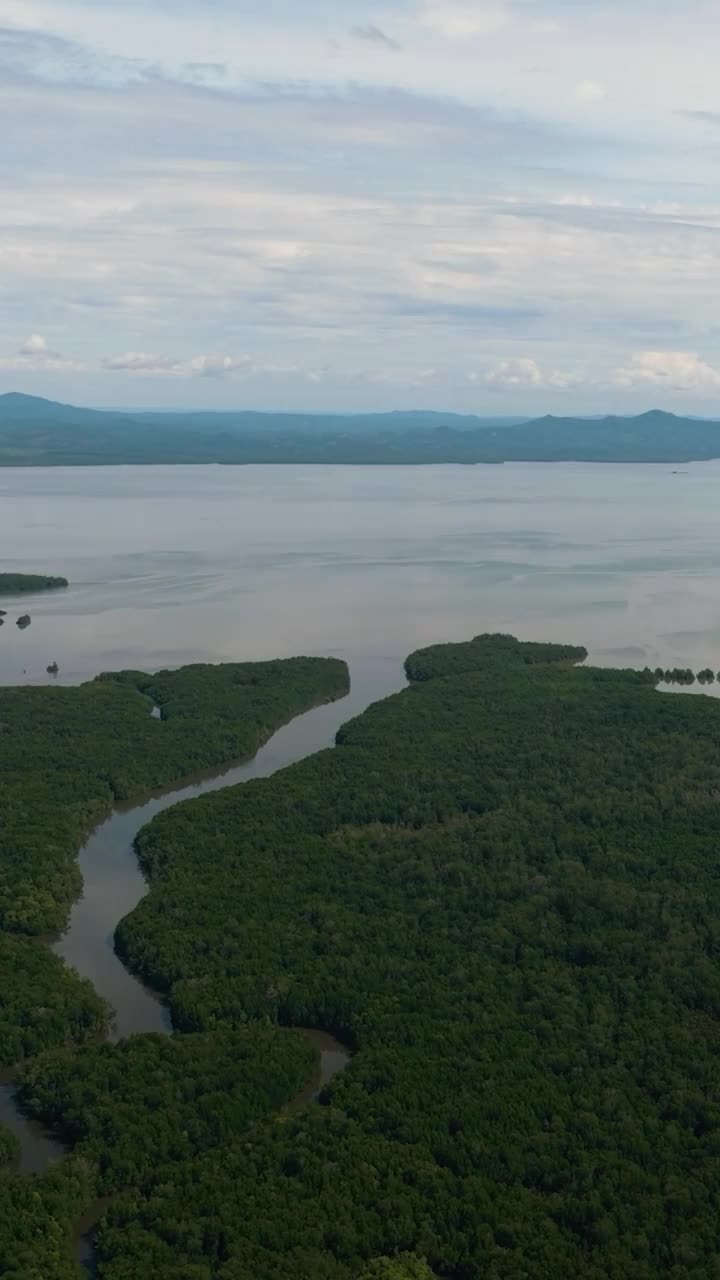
[650,667,719,686]
[0,574,68,594]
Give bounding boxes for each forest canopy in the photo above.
[104,638,720,1277]
[5,636,720,1278]
[0,655,349,1277]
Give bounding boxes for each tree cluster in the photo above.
[6,637,720,1277]
[0,656,348,1226]
[22,635,720,1279]
[0,574,68,595]
[17,1027,316,1192]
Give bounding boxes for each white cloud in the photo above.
[189,354,252,378]
[615,351,720,390]
[419,1,511,40]
[104,352,181,374]
[19,333,50,355]
[103,352,253,378]
[0,333,78,371]
[480,357,578,390]
[5,3,720,411]
[345,365,438,387]
[119,294,161,310]
[575,79,607,103]
[552,193,597,208]
[0,355,83,373]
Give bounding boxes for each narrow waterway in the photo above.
[0,655,405,1257]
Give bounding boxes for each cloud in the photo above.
[681,110,720,126]
[104,352,182,374]
[17,334,64,363]
[0,342,82,373]
[5,2,720,412]
[551,193,597,208]
[480,357,579,390]
[0,332,76,370]
[341,365,437,388]
[351,24,401,51]
[575,80,607,103]
[19,333,50,355]
[382,296,541,325]
[0,357,36,372]
[615,351,720,391]
[0,26,147,90]
[189,354,252,377]
[419,1,511,40]
[103,352,253,377]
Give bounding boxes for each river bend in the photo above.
[0,656,404,1262]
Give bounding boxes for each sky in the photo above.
[3,0,720,414]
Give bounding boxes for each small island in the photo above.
[0,574,68,595]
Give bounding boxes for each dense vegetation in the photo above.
[358,1259,435,1280]
[0,655,347,1212]
[0,935,107,1067]
[0,1126,19,1172]
[0,1156,99,1280]
[8,633,720,1279]
[0,573,68,594]
[9,635,720,1277]
[404,633,588,682]
[17,1027,316,1191]
[655,667,720,686]
[0,657,348,938]
[2,394,720,464]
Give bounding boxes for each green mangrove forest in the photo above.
[0,655,349,1277]
[0,574,68,594]
[4,635,720,1278]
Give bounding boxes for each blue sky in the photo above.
[3,0,720,412]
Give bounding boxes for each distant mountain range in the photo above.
[1,393,719,465]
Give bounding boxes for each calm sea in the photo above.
[1,461,719,693]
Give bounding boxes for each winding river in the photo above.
[0,656,404,1270]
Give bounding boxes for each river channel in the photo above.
[0,656,404,1268]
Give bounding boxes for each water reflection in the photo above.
[0,1080,64,1173]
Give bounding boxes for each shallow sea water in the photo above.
[2,461,720,690]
